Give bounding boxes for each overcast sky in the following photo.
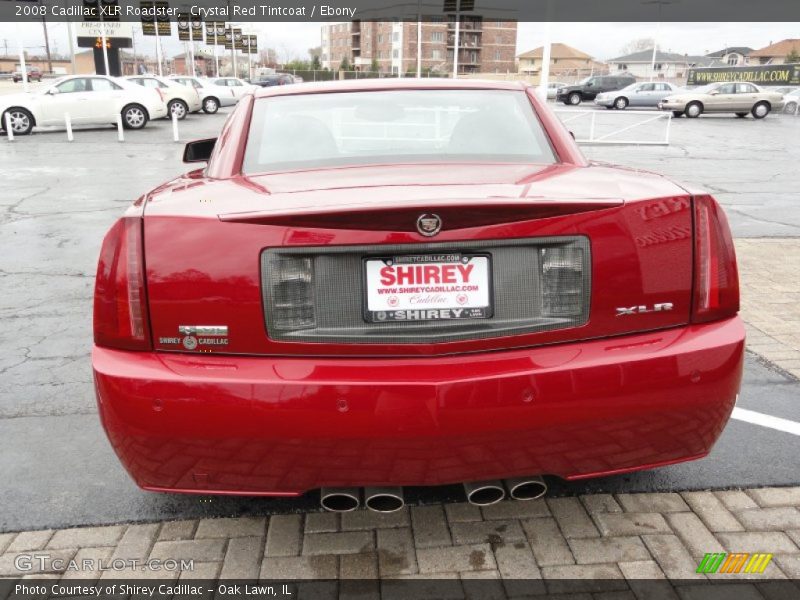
[1,21,797,62]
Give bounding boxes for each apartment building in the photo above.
[321,17,517,75]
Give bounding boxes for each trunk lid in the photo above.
[143,163,694,357]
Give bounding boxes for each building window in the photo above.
[432,49,443,60]
[618,63,627,70]
[393,49,399,58]
[430,15,444,23]
[495,50,501,60]
[727,54,738,65]
[393,32,399,42]
[654,63,663,70]
[431,31,444,42]
[495,35,501,44]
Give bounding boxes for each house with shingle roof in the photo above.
[606,49,714,80]
[705,47,754,66]
[748,39,800,64]
[517,43,606,80]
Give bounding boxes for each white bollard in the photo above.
[172,112,179,142]
[5,112,14,141]
[64,113,73,142]
[116,114,124,142]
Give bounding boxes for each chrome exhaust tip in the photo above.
[320,487,360,512]
[463,480,505,506]
[364,487,405,513]
[504,476,548,501]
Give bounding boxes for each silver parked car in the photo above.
[658,82,785,119]
[546,81,567,99]
[783,89,800,114]
[594,82,680,110]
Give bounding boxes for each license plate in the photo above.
[363,253,492,322]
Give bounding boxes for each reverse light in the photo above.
[264,256,316,331]
[93,217,152,351]
[540,246,585,317]
[692,195,739,323]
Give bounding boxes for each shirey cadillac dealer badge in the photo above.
[158,326,229,350]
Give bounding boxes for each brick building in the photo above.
[321,17,517,75]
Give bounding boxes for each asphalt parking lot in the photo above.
[1,99,798,533]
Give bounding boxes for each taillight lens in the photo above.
[263,255,316,331]
[692,195,739,323]
[93,217,151,351]
[540,246,585,317]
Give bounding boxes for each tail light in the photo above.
[93,217,151,351]
[263,256,316,331]
[692,195,739,323]
[540,246,585,317]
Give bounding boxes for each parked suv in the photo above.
[556,75,637,105]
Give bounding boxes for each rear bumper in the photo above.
[93,318,744,495]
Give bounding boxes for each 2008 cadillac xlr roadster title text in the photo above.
[92,79,743,509]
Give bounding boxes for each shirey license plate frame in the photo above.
[362,252,494,323]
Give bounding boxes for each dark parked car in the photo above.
[556,75,637,105]
[13,66,43,83]
[252,73,295,87]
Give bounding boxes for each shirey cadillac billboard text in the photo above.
[688,64,800,86]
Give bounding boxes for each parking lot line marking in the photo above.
[731,407,800,437]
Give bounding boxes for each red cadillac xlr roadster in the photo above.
[93,79,743,511]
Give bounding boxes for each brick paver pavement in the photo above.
[736,238,800,380]
[1,488,798,585]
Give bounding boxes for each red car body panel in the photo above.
[94,317,743,494]
[93,79,744,495]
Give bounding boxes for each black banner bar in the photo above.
[6,0,800,22]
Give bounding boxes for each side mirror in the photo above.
[46,88,60,95]
[586,81,593,87]
[183,137,216,163]
[709,90,719,96]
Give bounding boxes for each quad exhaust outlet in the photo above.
[463,480,506,506]
[504,476,548,500]
[320,487,360,512]
[364,487,405,513]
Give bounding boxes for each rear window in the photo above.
[242,89,556,174]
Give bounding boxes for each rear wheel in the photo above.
[2,108,34,135]
[735,112,748,118]
[202,96,219,114]
[685,102,703,118]
[168,99,188,120]
[751,102,770,119]
[783,101,798,114]
[568,92,582,105]
[614,97,628,110]
[121,104,148,130]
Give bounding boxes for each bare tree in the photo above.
[619,38,656,55]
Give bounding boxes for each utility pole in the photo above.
[67,22,76,74]
[452,6,460,78]
[99,12,110,75]
[40,1,53,74]
[416,1,422,78]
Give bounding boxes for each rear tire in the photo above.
[168,99,188,120]
[783,101,798,114]
[121,104,148,130]
[685,102,703,118]
[751,102,770,119]
[202,97,219,114]
[568,92,582,105]
[614,97,628,110]
[2,108,34,135]
[735,112,748,118]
